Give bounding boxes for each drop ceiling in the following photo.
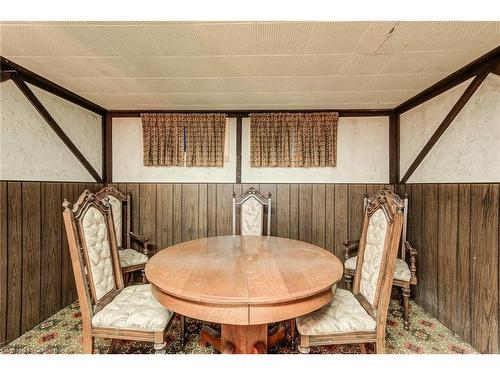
[1,21,499,110]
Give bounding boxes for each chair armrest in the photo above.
[129,232,152,257]
[404,241,417,283]
[343,239,360,261]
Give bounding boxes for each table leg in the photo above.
[199,323,287,354]
[221,324,268,354]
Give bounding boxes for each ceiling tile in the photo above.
[256,22,313,54]
[257,55,302,76]
[194,23,257,56]
[300,54,350,76]
[1,21,497,110]
[213,56,257,77]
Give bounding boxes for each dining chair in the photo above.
[295,189,405,354]
[62,190,181,353]
[344,192,417,330]
[232,187,272,235]
[95,186,150,284]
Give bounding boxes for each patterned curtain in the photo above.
[250,112,338,167]
[141,113,226,167]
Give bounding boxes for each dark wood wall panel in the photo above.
[470,184,498,354]
[6,182,22,343]
[0,181,102,347]
[40,183,62,320]
[397,183,500,354]
[0,182,7,346]
[3,181,498,354]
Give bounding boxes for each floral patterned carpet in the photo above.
[0,297,477,354]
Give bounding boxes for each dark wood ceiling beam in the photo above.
[1,71,13,83]
[12,77,103,183]
[108,109,394,118]
[1,56,106,115]
[395,46,500,114]
[399,70,490,184]
[491,61,500,76]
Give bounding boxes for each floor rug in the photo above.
[0,298,477,354]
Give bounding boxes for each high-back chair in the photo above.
[232,187,272,236]
[296,189,405,354]
[344,192,417,329]
[62,190,178,354]
[95,186,150,284]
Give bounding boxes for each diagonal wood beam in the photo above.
[1,71,11,83]
[12,77,103,183]
[1,56,106,115]
[491,61,500,76]
[400,70,490,184]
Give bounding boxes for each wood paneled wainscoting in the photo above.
[0,181,104,346]
[396,184,499,354]
[2,181,498,354]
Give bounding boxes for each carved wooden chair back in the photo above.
[363,192,408,261]
[353,189,404,333]
[232,187,272,236]
[95,186,131,250]
[62,190,124,333]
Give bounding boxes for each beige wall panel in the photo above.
[408,74,500,183]
[400,78,473,176]
[112,117,236,183]
[0,81,96,181]
[241,116,389,183]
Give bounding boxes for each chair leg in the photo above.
[359,343,367,354]
[122,272,130,286]
[298,335,310,354]
[344,273,353,291]
[289,319,295,349]
[375,337,385,354]
[141,269,148,284]
[180,315,186,347]
[154,341,166,354]
[402,286,411,330]
[82,334,95,354]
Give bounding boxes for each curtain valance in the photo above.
[250,112,338,167]
[141,113,227,167]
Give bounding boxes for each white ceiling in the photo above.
[1,21,499,110]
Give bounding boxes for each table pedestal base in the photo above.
[199,323,286,354]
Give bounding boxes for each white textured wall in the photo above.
[400,78,473,177]
[0,81,102,182]
[112,117,237,182]
[405,74,500,183]
[30,84,102,176]
[241,116,389,183]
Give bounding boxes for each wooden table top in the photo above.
[146,236,343,324]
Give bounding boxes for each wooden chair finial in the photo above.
[62,199,72,210]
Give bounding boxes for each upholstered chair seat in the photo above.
[62,190,181,354]
[295,189,405,354]
[296,288,376,336]
[345,256,411,282]
[118,248,149,268]
[92,284,173,331]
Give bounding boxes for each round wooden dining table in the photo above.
[146,235,343,354]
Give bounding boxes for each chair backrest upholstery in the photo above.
[95,186,131,249]
[363,192,408,260]
[353,189,404,327]
[62,190,124,321]
[232,187,272,236]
